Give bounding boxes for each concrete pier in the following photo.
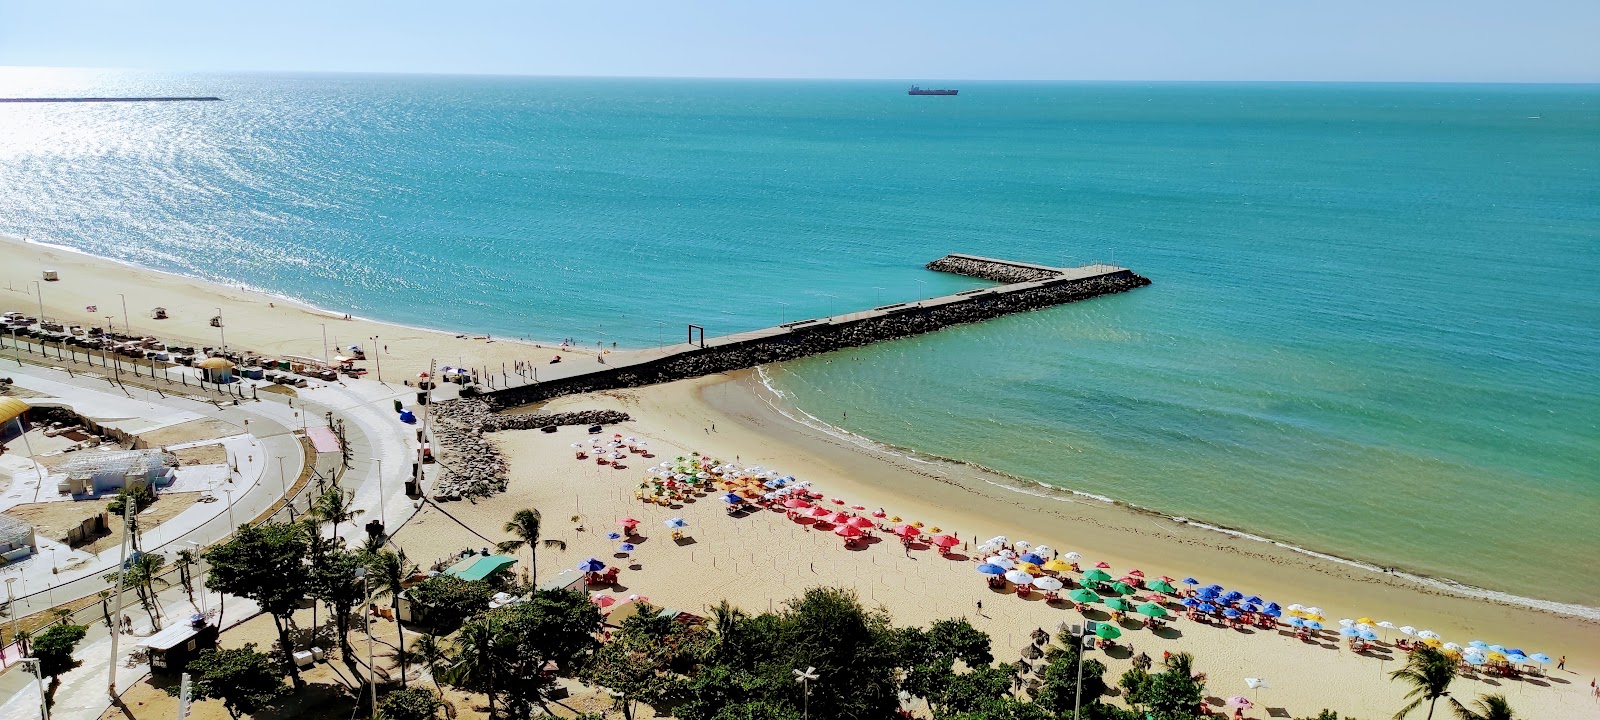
[474,255,1150,410]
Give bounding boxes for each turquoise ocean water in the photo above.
[1,70,1596,607]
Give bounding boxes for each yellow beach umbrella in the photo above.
[910,521,924,528]
[1487,652,1507,663]
[1421,638,1444,648]
[889,516,902,523]
[1286,609,1305,618]
[1043,558,1074,573]
[0,397,29,425]
[928,527,941,533]
[1018,562,1042,575]
[1302,614,1326,623]
[1356,617,1376,626]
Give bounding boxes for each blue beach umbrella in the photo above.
[1468,641,1489,650]
[1182,577,1200,585]
[976,563,1006,575]
[618,543,636,553]
[1221,590,1244,603]
[1223,608,1241,619]
[1305,621,1323,631]
[1244,595,1263,605]
[666,517,689,528]
[578,558,606,572]
[1198,603,1217,613]
[1507,648,1526,656]
[1359,630,1380,641]
[1339,627,1361,638]
[606,532,623,540]
[1019,553,1045,565]
[1488,644,1507,654]
[1530,653,1552,664]
[1288,618,1305,628]
[1196,587,1220,601]
[1182,598,1202,608]
[1240,603,1259,613]
[1262,606,1282,618]
[722,493,743,503]
[1464,652,1487,666]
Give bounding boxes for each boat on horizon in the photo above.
[908,85,957,96]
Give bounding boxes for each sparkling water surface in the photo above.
[1,69,1596,604]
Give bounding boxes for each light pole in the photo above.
[19,657,47,720]
[320,323,329,364]
[275,455,288,497]
[118,293,130,336]
[369,336,382,383]
[223,486,236,531]
[355,568,376,720]
[31,281,43,325]
[1069,622,1095,720]
[214,307,226,354]
[776,300,789,325]
[108,499,134,699]
[5,577,18,658]
[186,541,208,615]
[375,458,385,529]
[792,666,817,720]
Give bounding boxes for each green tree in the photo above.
[584,601,704,720]
[29,623,87,708]
[174,548,199,608]
[496,508,566,585]
[1450,694,1515,720]
[1033,643,1109,718]
[309,545,365,662]
[380,686,446,720]
[107,483,155,516]
[203,522,311,686]
[168,644,287,719]
[405,575,494,630]
[1389,647,1457,720]
[403,631,454,698]
[103,551,167,629]
[1119,652,1203,720]
[310,484,362,541]
[444,616,508,718]
[367,548,415,687]
[493,588,604,717]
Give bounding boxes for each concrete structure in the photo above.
[0,514,36,562]
[55,448,177,497]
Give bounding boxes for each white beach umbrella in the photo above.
[977,542,1003,555]
[1399,626,1417,636]
[1063,552,1082,560]
[1244,677,1269,691]
[1004,570,1034,585]
[1338,619,1355,628]
[1014,540,1032,551]
[626,436,638,443]
[1443,642,1462,651]
[571,443,586,449]
[1303,606,1323,616]
[1377,621,1396,629]
[1417,630,1440,640]
[1033,545,1055,557]
[985,556,1017,570]
[1032,576,1065,591]
[985,536,1008,546]
[1287,604,1305,612]
[998,549,1018,559]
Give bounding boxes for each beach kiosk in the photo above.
[41,270,58,282]
[142,621,219,674]
[196,356,235,383]
[444,553,518,583]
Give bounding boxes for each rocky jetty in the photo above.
[427,399,632,499]
[925,254,1063,283]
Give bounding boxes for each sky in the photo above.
[0,0,1596,83]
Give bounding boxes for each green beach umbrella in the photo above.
[1068,588,1100,604]
[1104,597,1133,612]
[1095,624,1122,640]
[1136,603,1170,619]
[1146,580,1178,594]
[1108,582,1137,596]
[1082,568,1112,583]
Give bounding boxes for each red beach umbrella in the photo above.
[893,524,922,539]
[833,524,863,538]
[829,511,852,525]
[809,505,834,518]
[930,534,961,548]
[870,509,888,518]
[850,504,867,511]
[830,497,846,505]
[591,594,617,608]
[1094,561,1112,569]
[784,498,812,509]
[1128,569,1145,577]
[619,518,640,528]
[846,516,876,529]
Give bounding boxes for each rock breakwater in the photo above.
[427,400,633,498]
[925,254,1063,283]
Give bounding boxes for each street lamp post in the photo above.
[214,308,226,353]
[31,281,43,325]
[19,657,48,720]
[118,293,130,336]
[355,569,376,720]
[5,577,18,660]
[369,336,382,383]
[792,666,817,720]
[275,455,288,497]
[1069,623,1095,720]
[186,541,208,615]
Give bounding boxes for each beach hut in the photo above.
[142,621,219,674]
[41,270,58,282]
[196,356,235,383]
[150,307,168,320]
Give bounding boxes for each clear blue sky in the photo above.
[2,0,1596,82]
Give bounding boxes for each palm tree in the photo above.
[1390,647,1457,719]
[367,548,415,687]
[174,549,198,608]
[496,509,565,585]
[446,618,505,718]
[404,632,456,717]
[1451,694,1516,720]
[310,485,363,542]
[103,551,168,629]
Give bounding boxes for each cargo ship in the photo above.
[908,85,958,96]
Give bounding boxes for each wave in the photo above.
[752,365,1600,622]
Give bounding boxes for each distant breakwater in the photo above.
[476,263,1150,412]
[0,97,222,103]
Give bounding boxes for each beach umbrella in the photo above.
[606,532,623,540]
[1507,648,1526,656]
[1136,603,1170,619]
[931,534,961,548]
[870,509,888,518]
[1288,603,1305,612]
[985,556,1017,569]
[1032,576,1065,591]
[1082,568,1112,583]
[1094,624,1122,640]
[1486,644,1506,653]
[1004,570,1035,585]
[1463,652,1487,666]
[1182,577,1200,586]
[828,511,852,525]
[1043,558,1075,573]
[1377,621,1395,629]
[976,564,1007,575]
[1261,606,1282,617]
[1443,642,1462,651]
[1126,569,1145,578]
[1530,653,1552,664]
[1107,582,1137,596]
[1288,618,1306,628]
[1339,627,1360,638]
[578,558,606,573]
[1014,540,1031,551]
[1222,590,1244,603]
[1303,606,1323,615]
[722,493,744,504]
[1399,626,1417,636]
[1228,697,1253,710]
[1034,545,1054,556]
[1338,618,1355,628]
[810,506,834,519]
[1093,561,1111,569]
[1182,597,1202,608]
[1196,587,1220,601]
[1068,589,1100,604]
[1104,597,1133,612]
[1359,630,1380,642]
[783,497,811,509]
[1356,616,1375,626]
[847,516,877,529]
[1146,580,1178,594]
[1240,603,1259,613]
[619,517,640,528]
[1019,553,1045,565]
[1198,603,1218,614]
[894,524,922,539]
[830,497,846,505]
[833,524,863,538]
[1063,552,1083,560]
[1223,608,1242,619]
[1244,596,1263,605]
[665,517,688,528]
[1417,630,1441,640]
[1506,653,1529,664]
[592,594,617,608]
[1301,613,1326,623]
[985,536,1008,546]
[1468,641,1489,650]
[1304,621,1323,631]
[618,543,635,553]
[997,548,1018,559]
[849,504,866,511]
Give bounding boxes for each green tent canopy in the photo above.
[444,554,518,582]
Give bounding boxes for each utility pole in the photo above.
[370,336,382,383]
[118,293,131,336]
[213,307,226,354]
[320,323,329,364]
[20,657,47,720]
[32,281,43,325]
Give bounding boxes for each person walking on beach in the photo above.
[1557,654,1565,670]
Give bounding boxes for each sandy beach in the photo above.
[389,375,1600,719]
[9,237,1596,718]
[1,235,592,383]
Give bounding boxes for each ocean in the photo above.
[1,69,1596,607]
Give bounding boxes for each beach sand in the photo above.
[1,235,591,383]
[391,376,1600,719]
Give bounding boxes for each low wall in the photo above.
[925,254,1063,283]
[477,268,1150,412]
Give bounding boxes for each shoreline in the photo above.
[749,369,1600,623]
